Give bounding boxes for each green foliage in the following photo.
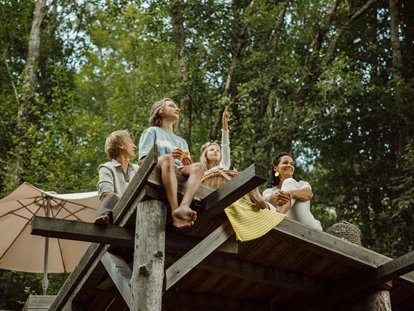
[1,0,414,307]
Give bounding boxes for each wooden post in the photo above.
[131,200,167,311]
[350,290,392,311]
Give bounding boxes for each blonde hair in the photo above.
[200,142,221,170]
[149,98,177,128]
[105,130,131,159]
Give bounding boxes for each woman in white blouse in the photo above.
[263,152,322,230]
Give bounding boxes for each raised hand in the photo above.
[222,106,230,131]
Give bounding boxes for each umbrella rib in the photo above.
[0,203,43,261]
[1,197,44,219]
[51,197,95,220]
[56,238,68,273]
[10,212,32,221]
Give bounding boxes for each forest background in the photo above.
[0,0,413,309]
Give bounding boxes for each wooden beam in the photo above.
[165,221,235,290]
[31,216,134,247]
[48,243,110,311]
[269,217,389,269]
[303,250,414,311]
[131,200,166,311]
[187,163,267,232]
[162,291,271,311]
[166,231,238,255]
[31,216,238,255]
[48,146,158,311]
[196,256,326,293]
[100,252,132,309]
[377,250,414,282]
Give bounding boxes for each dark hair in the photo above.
[269,151,293,187]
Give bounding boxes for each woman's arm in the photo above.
[221,107,231,170]
[287,187,313,202]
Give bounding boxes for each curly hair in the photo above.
[200,142,221,171]
[269,151,293,186]
[104,130,131,159]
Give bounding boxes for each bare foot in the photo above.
[94,215,110,225]
[172,205,197,229]
[249,188,267,209]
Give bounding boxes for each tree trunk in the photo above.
[389,0,407,166]
[12,0,46,186]
[172,0,192,147]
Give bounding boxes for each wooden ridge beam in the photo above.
[101,252,132,309]
[48,145,158,311]
[187,163,267,233]
[162,291,271,311]
[196,256,326,293]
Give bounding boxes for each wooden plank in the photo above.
[187,163,267,233]
[270,217,389,269]
[49,146,158,311]
[131,200,167,311]
[48,243,109,311]
[31,216,134,246]
[377,250,414,282]
[165,221,235,290]
[101,252,132,309]
[195,256,326,293]
[23,295,57,310]
[162,291,271,311]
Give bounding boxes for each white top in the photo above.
[204,129,230,175]
[262,180,311,200]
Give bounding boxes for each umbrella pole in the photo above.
[42,197,51,295]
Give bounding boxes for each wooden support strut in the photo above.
[165,220,235,290]
[100,252,133,309]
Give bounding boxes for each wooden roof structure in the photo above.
[31,145,414,311]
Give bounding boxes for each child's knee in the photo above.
[283,177,298,189]
[159,154,175,169]
[192,162,205,174]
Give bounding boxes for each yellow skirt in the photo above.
[224,199,285,242]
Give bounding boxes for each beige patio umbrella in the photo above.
[0,182,100,294]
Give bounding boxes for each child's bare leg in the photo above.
[175,162,205,224]
[248,188,267,209]
[158,155,195,228]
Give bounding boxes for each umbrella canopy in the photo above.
[0,182,100,274]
